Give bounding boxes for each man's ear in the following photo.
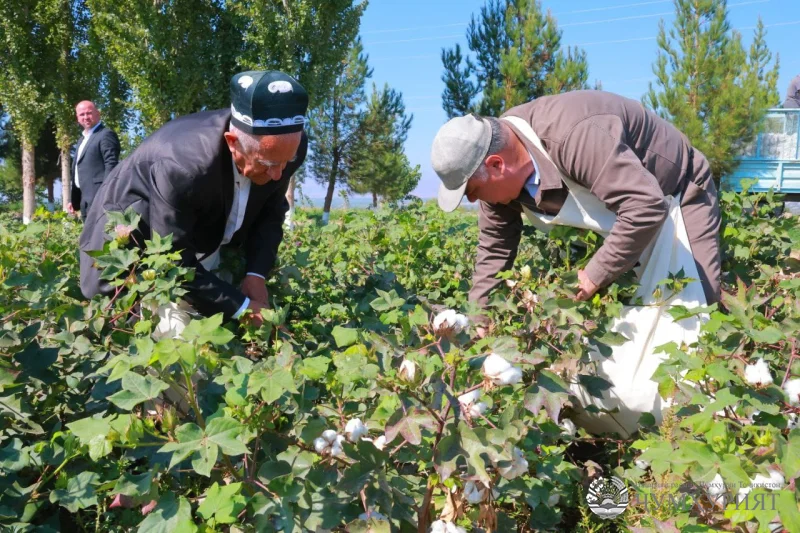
[223,132,239,154]
[485,154,504,172]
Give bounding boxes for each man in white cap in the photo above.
[80,70,308,334]
[431,90,721,307]
[431,90,722,436]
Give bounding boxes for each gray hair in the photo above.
[471,116,509,181]
[229,123,262,154]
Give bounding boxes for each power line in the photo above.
[367,34,463,45]
[362,0,768,41]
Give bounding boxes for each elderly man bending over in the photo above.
[79,71,308,337]
[431,90,721,435]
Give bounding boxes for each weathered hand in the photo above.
[244,299,266,328]
[576,269,599,301]
[241,275,270,308]
[66,203,77,217]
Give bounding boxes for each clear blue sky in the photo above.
[301,0,799,200]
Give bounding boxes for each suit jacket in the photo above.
[471,90,716,304]
[71,123,120,217]
[784,75,800,108]
[79,109,307,320]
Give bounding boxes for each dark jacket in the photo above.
[79,109,307,320]
[471,90,720,305]
[71,123,120,217]
[784,75,800,109]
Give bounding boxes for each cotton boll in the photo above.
[495,366,523,386]
[399,359,419,383]
[345,418,368,443]
[560,419,577,436]
[313,437,329,454]
[468,402,488,417]
[705,473,726,498]
[547,493,560,507]
[744,359,773,386]
[433,310,469,334]
[359,511,387,521]
[751,469,785,490]
[498,447,529,480]
[736,487,751,504]
[463,480,490,504]
[482,354,512,376]
[634,459,650,470]
[372,435,387,451]
[321,429,338,443]
[458,389,481,405]
[520,265,532,280]
[783,378,800,405]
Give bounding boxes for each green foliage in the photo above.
[87,0,239,133]
[349,83,421,206]
[232,0,366,110]
[440,0,590,118]
[306,38,372,214]
[645,1,780,182]
[0,193,798,531]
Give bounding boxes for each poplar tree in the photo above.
[231,0,366,222]
[645,0,779,181]
[441,0,589,118]
[0,0,54,222]
[87,0,237,133]
[349,84,420,207]
[305,39,371,224]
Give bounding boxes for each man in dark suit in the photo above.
[79,71,308,330]
[68,100,120,220]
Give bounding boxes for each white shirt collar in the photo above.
[82,122,102,137]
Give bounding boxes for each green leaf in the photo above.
[779,430,800,480]
[136,494,197,533]
[67,415,115,460]
[332,326,359,348]
[249,365,297,404]
[108,372,170,410]
[524,370,571,422]
[300,356,331,380]
[749,326,783,344]
[50,472,100,513]
[197,482,246,524]
[776,489,800,533]
[385,408,435,446]
[113,472,154,498]
[181,314,234,346]
[0,439,29,472]
[205,417,249,456]
[159,423,205,470]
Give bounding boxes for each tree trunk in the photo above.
[60,145,71,211]
[46,177,55,210]
[22,140,36,224]
[322,156,338,225]
[285,175,295,230]
[372,192,378,208]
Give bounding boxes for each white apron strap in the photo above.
[501,116,617,235]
